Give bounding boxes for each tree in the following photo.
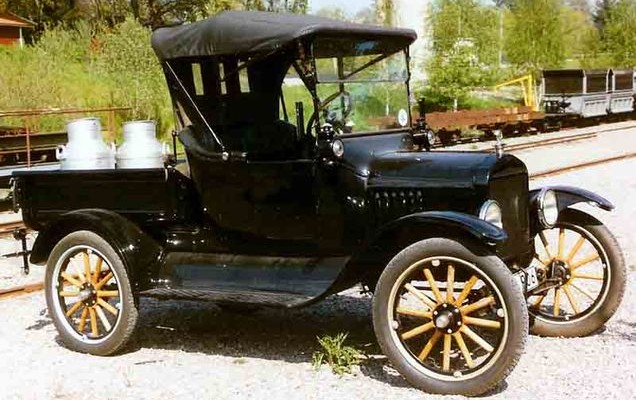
[602,0,636,66]
[593,0,616,32]
[426,0,500,108]
[504,0,566,72]
[374,0,395,26]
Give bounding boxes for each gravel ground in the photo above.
[0,122,634,399]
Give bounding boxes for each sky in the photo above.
[309,0,372,15]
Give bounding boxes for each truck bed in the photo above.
[11,167,194,230]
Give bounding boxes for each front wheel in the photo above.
[528,209,626,337]
[372,238,527,396]
[45,230,138,355]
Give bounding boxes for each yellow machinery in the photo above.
[493,74,538,111]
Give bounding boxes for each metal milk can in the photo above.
[116,121,169,169]
[56,118,116,170]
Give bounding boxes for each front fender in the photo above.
[530,185,614,212]
[30,209,161,291]
[377,211,507,244]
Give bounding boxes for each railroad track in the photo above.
[0,220,25,235]
[0,282,43,300]
[529,152,636,179]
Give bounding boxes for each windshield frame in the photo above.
[308,45,412,136]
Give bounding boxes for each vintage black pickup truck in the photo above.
[3,11,625,396]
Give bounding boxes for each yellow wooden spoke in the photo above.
[442,334,452,372]
[571,272,604,281]
[453,332,475,368]
[460,325,494,353]
[94,272,113,290]
[423,268,443,303]
[83,251,91,282]
[59,291,79,297]
[532,294,546,308]
[396,307,432,319]
[570,253,600,270]
[455,275,479,306]
[97,298,119,315]
[539,231,553,260]
[95,305,112,331]
[77,307,89,332]
[566,235,586,264]
[61,272,83,288]
[553,288,561,317]
[563,285,580,314]
[92,257,103,284]
[418,330,442,361]
[72,258,87,284]
[460,296,495,315]
[557,228,565,260]
[404,283,437,310]
[65,301,83,317]
[89,307,99,337]
[97,290,119,298]
[463,316,501,329]
[569,282,596,302]
[446,265,455,303]
[401,321,435,340]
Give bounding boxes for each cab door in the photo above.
[247,159,322,247]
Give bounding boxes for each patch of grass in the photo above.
[311,332,363,376]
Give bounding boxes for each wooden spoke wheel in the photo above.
[373,238,527,396]
[528,209,626,337]
[45,231,138,355]
[54,246,120,341]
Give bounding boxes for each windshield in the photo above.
[314,44,410,134]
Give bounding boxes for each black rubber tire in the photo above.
[45,230,138,356]
[530,209,626,337]
[372,238,528,396]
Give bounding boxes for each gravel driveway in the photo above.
[0,123,634,400]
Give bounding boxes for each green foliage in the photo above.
[311,333,363,376]
[426,0,500,107]
[602,0,636,67]
[504,0,566,72]
[0,19,171,139]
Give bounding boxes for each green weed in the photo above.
[311,332,363,376]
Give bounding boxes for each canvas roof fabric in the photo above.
[151,11,417,60]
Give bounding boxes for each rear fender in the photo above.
[30,209,161,292]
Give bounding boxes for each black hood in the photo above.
[339,132,509,190]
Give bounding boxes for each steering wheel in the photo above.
[306,91,352,136]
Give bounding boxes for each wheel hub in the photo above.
[78,283,97,307]
[549,259,571,285]
[433,303,462,333]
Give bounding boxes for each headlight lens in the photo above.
[479,200,503,229]
[538,189,559,227]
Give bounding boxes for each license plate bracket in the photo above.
[514,264,540,293]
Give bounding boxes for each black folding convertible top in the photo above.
[151,10,417,60]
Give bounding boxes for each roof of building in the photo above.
[0,12,35,28]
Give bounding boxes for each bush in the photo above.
[0,19,172,140]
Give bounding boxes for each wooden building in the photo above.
[0,12,34,47]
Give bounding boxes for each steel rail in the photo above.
[530,153,636,179]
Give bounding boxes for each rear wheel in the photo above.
[372,238,527,396]
[528,209,626,337]
[45,230,138,355]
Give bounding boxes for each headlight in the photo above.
[479,200,503,229]
[538,189,559,228]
